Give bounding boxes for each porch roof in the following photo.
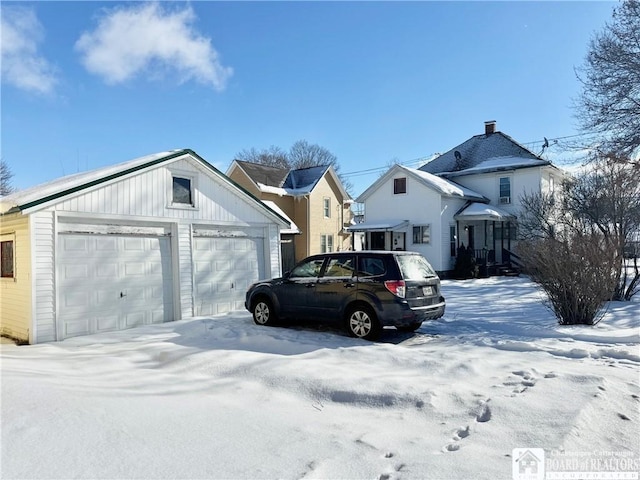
[346,220,409,232]
[454,202,515,222]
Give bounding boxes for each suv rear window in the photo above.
[396,254,436,279]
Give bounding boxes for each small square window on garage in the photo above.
[172,176,193,205]
[1,240,14,278]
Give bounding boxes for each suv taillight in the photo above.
[384,280,406,298]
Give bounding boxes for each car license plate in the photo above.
[422,286,434,295]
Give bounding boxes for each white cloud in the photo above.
[75,3,233,91]
[0,6,58,95]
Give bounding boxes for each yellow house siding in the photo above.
[227,169,262,198]
[306,176,350,255]
[0,213,31,343]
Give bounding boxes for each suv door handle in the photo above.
[305,284,316,288]
[343,282,355,288]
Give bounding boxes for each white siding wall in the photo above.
[32,211,56,343]
[453,168,544,216]
[177,223,194,319]
[363,175,461,271]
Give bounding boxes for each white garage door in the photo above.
[193,236,265,316]
[58,234,174,339]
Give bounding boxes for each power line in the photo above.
[342,131,601,180]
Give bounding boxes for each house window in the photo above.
[323,197,331,218]
[321,234,334,253]
[499,177,511,204]
[412,225,430,244]
[450,226,457,257]
[172,176,193,205]
[394,177,407,194]
[1,240,14,278]
[549,175,555,193]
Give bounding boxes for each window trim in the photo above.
[394,177,407,195]
[323,197,331,218]
[1,235,15,279]
[321,234,334,253]
[499,176,512,204]
[168,170,198,210]
[412,225,431,245]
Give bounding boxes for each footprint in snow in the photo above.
[476,400,492,423]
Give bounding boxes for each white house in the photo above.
[0,149,289,344]
[350,121,566,275]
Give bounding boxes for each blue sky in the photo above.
[1,1,615,196]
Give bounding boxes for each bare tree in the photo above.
[235,140,352,193]
[235,146,289,169]
[562,154,640,300]
[0,160,15,196]
[518,233,618,325]
[574,0,640,159]
[518,155,639,324]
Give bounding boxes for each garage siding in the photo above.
[177,224,194,318]
[33,211,56,343]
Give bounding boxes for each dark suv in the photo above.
[245,251,445,341]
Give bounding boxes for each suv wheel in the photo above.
[252,298,276,326]
[346,305,381,341]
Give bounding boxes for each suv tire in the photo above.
[345,305,381,341]
[252,298,277,326]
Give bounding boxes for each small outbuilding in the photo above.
[0,149,289,344]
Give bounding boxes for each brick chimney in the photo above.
[484,120,496,135]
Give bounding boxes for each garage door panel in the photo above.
[58,233,173,339]
[193,235,264,316]
[97,315,118,332]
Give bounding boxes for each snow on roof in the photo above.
[257,183,314,197]
[444,156,549,177]
[0,150,186,213]
[454,202,515,221]
[262,200,300,234]
[402,165,486,200]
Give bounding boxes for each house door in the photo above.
[370,232,385,250]
[281,234,296,273]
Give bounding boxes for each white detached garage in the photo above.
[0,149,288,344]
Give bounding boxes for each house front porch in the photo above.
[454,202,522,277]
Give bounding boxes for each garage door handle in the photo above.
[120,292,126,298]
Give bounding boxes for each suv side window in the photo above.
[290,258,325,278]
[358,256,386,277]
[323,256,356,278]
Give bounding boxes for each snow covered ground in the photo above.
[1,276,639,480]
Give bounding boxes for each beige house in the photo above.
[227,161,353,271]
